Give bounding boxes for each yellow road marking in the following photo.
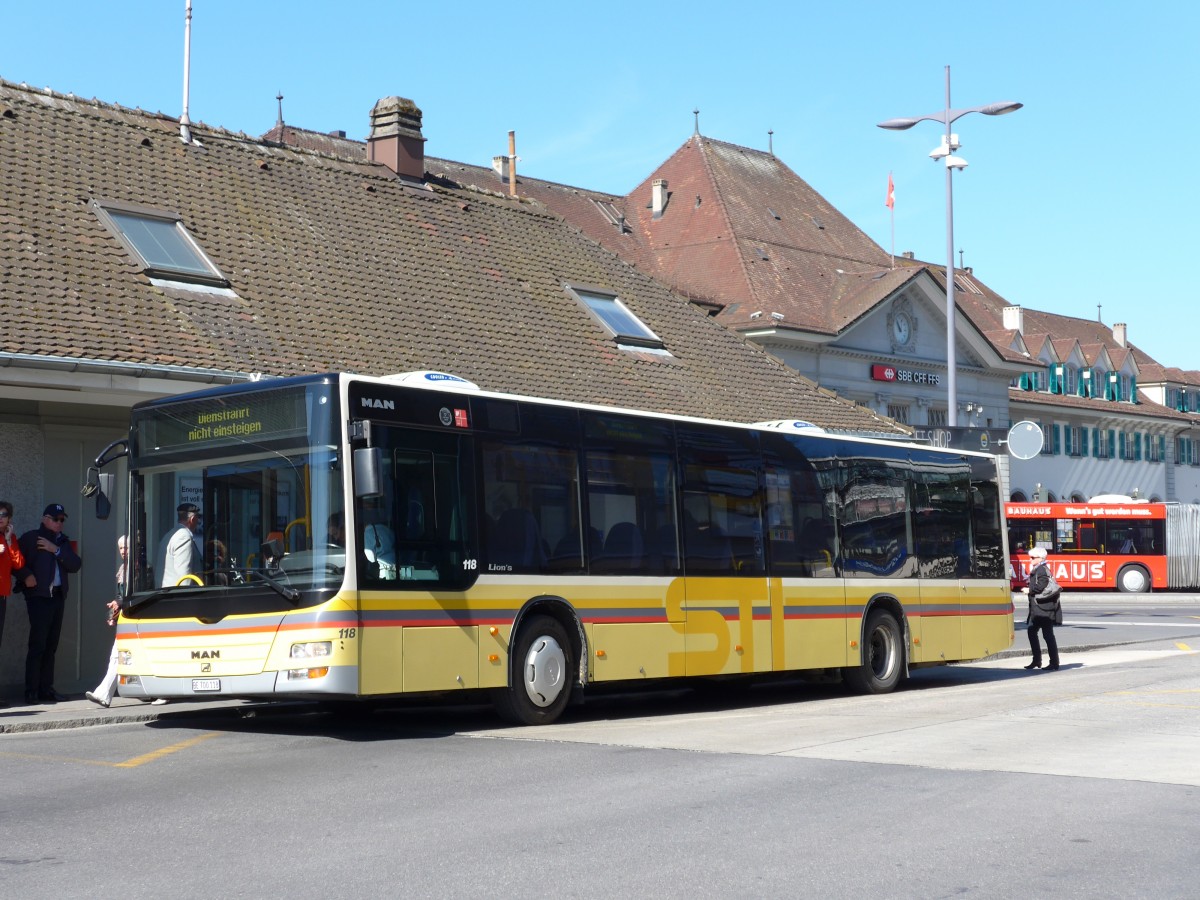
[1176,642,1192,651]
[0,731,221,768]
[114,731,222,767]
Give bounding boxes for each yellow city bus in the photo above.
[99,372,1013,724]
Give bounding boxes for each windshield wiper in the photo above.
[122,584,193,616]
[246,569,302,603]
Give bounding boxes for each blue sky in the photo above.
[3,1,1195,369]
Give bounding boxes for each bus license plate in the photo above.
[192,678,220,692]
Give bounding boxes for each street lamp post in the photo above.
[878,66,1021,427]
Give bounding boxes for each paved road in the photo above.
[1,633,1196,898]
[474,646,1200,786]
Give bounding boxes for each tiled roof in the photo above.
[460,135,906,336]
[0,80,901,434]
[1010,387,1191,422]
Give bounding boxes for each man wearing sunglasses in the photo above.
[15,503,82,705]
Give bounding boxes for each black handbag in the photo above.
[1033,572,1063,624]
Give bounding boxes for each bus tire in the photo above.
[843,608,903,694]
[493,615,573,725]
[1116,564,1151,594]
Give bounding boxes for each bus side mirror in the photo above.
[354,447,383,499]
[83,468,116,520]
[96,473,115,520]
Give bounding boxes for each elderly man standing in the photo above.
[17,503,82,705]
[158,502,203,587]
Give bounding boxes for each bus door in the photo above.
[762,459,847,673]
[910,465,970,664]
[678,427,771,677]
[356,422,478,697]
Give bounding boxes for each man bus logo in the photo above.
[191,650,220,659]
[361,397,395,410]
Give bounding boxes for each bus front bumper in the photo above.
[118,664,359,700]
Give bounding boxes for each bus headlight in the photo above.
[290,641,332,659]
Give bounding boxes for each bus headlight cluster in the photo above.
[287,667,330,680]
[290,641,331,659]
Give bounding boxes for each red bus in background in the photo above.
[1005,498,1200,593]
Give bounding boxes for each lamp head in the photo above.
[980,100,1023,117]
[877,116,921,131]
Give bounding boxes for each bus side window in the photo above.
[677,425,763,577]
[1079,523,1097,551]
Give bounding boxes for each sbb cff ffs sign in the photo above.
[871,364,941,385]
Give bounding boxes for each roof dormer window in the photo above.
[566,285,668,354]
[91,199,228,287]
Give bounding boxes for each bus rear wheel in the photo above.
[493,615,573,725]
[1116,564,1151,594]
[843,608,903,694]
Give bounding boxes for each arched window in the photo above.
[1070,492,1086,502]
[1046,491,1058,502]
[1010,490,1027,502]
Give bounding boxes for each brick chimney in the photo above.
[492,154,509,183]
[1112,322,1128,347]
[1002,305,1024,333]
[652,179,669,219]
[368,96,426,180]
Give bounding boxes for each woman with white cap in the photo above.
[1020,546,1060,671]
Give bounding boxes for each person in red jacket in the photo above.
[0,500,27,708]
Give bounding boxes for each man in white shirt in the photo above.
[158,502,203,587]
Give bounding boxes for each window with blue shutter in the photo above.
[1134,432,1142,461]
[1129,375,1137,403]
[1108,429,1116,458]
[1052,424,1061,454]
[1080,428,1089,457]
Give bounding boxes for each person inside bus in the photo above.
[1020,546,1060,671]
[157,503,203,587]
[363,522,397,579]
[327,511,345,547]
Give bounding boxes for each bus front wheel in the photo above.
[843,608,903,694]
[493,615,573,725]
[1116,564,1151,594]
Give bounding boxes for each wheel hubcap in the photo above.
[868,626,896,679]
[523,635,566,707]
[1123,569,1147,592]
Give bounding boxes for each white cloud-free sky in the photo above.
[3,1,1194,367]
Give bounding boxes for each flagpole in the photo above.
[886,171,895,268]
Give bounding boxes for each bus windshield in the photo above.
[126,380,343,612]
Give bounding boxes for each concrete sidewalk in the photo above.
[0,693,264,734]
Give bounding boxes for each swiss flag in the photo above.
[885,173,895,210]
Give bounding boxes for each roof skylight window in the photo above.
[566,285,666,352]
[91,200,228,286]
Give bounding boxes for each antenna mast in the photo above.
[180,0,193,144]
